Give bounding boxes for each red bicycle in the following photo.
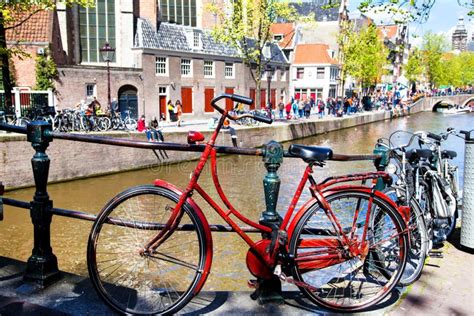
[87,94,409,315]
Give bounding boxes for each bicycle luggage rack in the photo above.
[0,121,380,288]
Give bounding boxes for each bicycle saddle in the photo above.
[406,148,433,161]
[441,150,457,159]
[288,144,333,162]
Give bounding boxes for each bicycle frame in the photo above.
[142,106,405,275]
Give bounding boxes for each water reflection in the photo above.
[1,112,472,290]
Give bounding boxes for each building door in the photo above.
[204,88,214,113]
[260,89,266,109]
[225,87,234,110]
[249,88,256,110]
[118,85,138,119]
[158,86,167,120]
[181,87,193,113]
[271,89,276,108]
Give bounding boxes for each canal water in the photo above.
[1,112,472,291]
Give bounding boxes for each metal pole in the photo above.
[107,60,111,109]
[461,130,474,249]
[23,121,60,286]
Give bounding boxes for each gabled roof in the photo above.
[377,25,398,41]
[293,44,338,65]
[135,19,289,65]
[6,10,51,43]
[270,23,296,49]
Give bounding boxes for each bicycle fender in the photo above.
[153,179,213,294]
[323,185,410,223]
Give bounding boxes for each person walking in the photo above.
[167,100,174,122]
[175,100,183,127]
[277,97,285,120]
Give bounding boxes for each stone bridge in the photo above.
[410,94,474,111]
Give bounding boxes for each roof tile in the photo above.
[293,43,337,64]
[6,10,51,43]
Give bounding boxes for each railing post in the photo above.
[23,121,60,286]
[461,130,474,250]
[13,88,21,117]
[251,140,284,304]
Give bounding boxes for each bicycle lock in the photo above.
[461,130,474,250]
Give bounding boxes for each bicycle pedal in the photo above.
[428,251,444,258]
[248,279,258,289]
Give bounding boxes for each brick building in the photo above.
[6,0,290,120]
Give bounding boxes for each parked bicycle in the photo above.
[87,94,409,314]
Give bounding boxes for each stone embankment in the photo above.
[0,100,430,190]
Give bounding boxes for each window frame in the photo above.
[181,58,193,77]
[296,67,304,79]
[155,57,168,76]
[224,62,234,79]
[86,83,96,97]
[203,60,215,78]
[316,67,325,79]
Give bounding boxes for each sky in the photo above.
[348,0,473,47]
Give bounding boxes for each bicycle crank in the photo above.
[273,264,318,292]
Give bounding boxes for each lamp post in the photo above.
[265,65,275,113]
[99,42,115,109]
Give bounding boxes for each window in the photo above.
[181,59,192,76]
[193,31,201,48]
[155,57,167,75]
[317,67,325,79]
[296,67,304,79]
[330,67,338,81]
[204,61,214,77]
[225,63,234,78]
[86,84,96,97]
[273,34,283,42]
[159,87,167,94]
[79,0,116,63]
[329,85,337,98]
[159,0,197,26]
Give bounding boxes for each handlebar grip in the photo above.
[253,114,273,124]
[427,132,442,141]
[231,94,253,106]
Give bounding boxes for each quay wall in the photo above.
[0,99,432,190]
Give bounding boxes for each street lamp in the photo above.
[99,42,115,109]
[265,65,275,110]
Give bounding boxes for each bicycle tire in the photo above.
[289,190,408,312]
[125,117,137,131]
[381,188,428,286]
[87,185,209,315]
[97,117,111,131]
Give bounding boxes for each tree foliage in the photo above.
[420,31,447,88]
[339,23,388,89]
[404,47,423,84]
[358,1,473,23]
[439,52,474,87]
[35,53,58,90]
[208,0,310,107]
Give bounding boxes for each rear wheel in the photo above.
[289,190,408,312]
[88,185,209,315]
[125,117,137,131]
[381,188,428,286]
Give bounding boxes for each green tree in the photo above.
[404,47,423,86]
[0,1,92,110]
[421,31,447,88]
[35,53,58,90]
[208,0,310,107]
[340,23,388,91]
[439,51,474,88]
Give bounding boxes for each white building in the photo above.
[290,43,340,101]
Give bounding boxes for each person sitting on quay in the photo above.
[137,115,154,142]
[285,99,292,119]
[149,116,164,142]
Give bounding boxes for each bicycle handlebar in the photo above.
[426,132,442,142]
[211,94,273,125]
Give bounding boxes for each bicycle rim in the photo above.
[88,185,208,315]
[289,190,407,312]
[382,188,428,286]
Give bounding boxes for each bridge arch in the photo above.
[432,100,455,112]
[461,96,474,108]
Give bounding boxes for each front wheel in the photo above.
[289,190,408,312]
[124,117,137,131]
[87,185,209,315]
